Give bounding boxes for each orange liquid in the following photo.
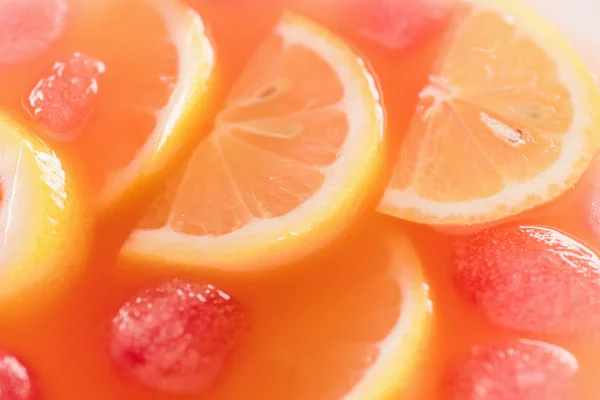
[0,0,599,399]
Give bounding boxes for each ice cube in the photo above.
[26,52,105,142]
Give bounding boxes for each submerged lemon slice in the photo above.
[20,0,216,210]
[0,115,87,311]
[180,218,432,400]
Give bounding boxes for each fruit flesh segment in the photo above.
[391,7,573,201]
[149,34,348,236]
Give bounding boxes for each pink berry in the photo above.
[27,52,105,141]
[0,351,36,400]
[0,0,68,65]
[109,279,247,394]
[454,225,600,333]
[445,340,579,400]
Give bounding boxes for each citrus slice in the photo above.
[0,114,87,312]
[121,12,383,268]
[198,218,431,399]
[1,0,215,209]
[378,0,600,225]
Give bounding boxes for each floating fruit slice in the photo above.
[454,225,600,333]
[444,340,579,400]
[379,0,600,225]
[109,279,247,394]
[195,219,430,399]
[282,223,430,400]
[8,0,215,209]
[122,13,383,268]
[0,115,87,310]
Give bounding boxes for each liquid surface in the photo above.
[0,0,600,399]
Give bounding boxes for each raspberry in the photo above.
[445,340,578,400]
[0,0,68,65]
[27,52,105,141]
[454,225,600,333]
[109,279,247,394]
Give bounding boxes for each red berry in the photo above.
[27,52,105,141]
[109,279,247,394]
[454,225,600,333]
[445,340,578,400]
[0,0,68,65]
[0,351,36,400]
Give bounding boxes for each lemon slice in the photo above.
[0,115,87,311]
[182,218,432,400]
[343,222,431,400]
[379,0,600,225]
[20,0,216,210]
[122,13,384,269]
[98,0,216,209]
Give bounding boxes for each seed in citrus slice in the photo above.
[0,350,36,400]
[121,12,384,269]
[109,279,247,394]
[454,225,600,333]
[15,0,215,209]
[0,0,68,65]
[199,218,430,399]
[0,114,87,312]
[444,340,579,400]
[378,0,600,225]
